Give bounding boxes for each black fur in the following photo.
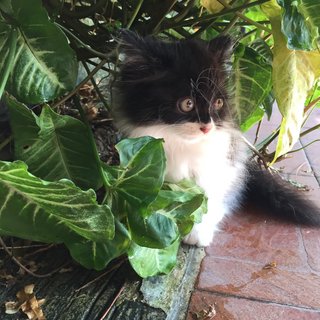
[116,30,233,126]
[115,31,320,228]
[245,163,320,226]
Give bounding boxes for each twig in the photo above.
[99,285,125,320]
[253,120,262,145]
[0,135,13,151]
[81,61,110,110]
[217,0,272,33]
[23,244,56,258]
[0,237,68,278]
[287,139,320,154]
[75,258,126,292]
[221,0,250,34]
[164,0,269,30]
[52,59,108,109]
[300,124,320,138]
[242,135,269,169]
[0,244,49,250]
[126,0,144,29]
[56,23,108,59]
[304,96,320,113]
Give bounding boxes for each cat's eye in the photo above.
[178,98,195,113]
[213,98,224,110]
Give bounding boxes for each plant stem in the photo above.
[305,96,320,113]
[300,124,320,138]
[0,237,68,278]
[242,136,269,168]
[56,23,108,59]
[81,61,110,110]
[217,0,272,33]
[151,0,178,34]
[0,135,13,151]
[126,0,144,29]
[0,27,17,100]
[52,59,108,108]
[253,120,262,145]
[287,139,320,154]
[165,0,269,30]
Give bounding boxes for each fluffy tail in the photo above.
[244,163,320,226]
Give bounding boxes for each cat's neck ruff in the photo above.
[126,123,242,185]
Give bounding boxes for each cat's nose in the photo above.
[200,124,212,134]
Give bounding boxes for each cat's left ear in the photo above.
[208,35,234,61]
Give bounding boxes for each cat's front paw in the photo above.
[183,228,213,247]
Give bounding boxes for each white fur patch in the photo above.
[126,122,247,246]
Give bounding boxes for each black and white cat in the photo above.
[112,31,320,246]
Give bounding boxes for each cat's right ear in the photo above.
[208,35,234,61]
[118,30,151,65]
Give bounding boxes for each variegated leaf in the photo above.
[7,96,102,190]
[0,160,114,244]
[262,1,320,161]
[232,45,272,131]
[0,0,77,104]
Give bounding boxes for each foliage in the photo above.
[0,0,320,277]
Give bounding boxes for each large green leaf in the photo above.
[233,44,272,131]
[262,1,320,161]
[154,180,208,236]
[128,239,180,278]
[67,220,131,270]
[7,96,102,190]
[0,0,77,103]
[110,137,166,209]
[277,0,320,50]
[0,160,114,244]
[127,211,179,249]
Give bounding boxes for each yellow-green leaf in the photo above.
[262,1,320,161]
[200,0,231,13]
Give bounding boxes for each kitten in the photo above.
[112,31,320,246]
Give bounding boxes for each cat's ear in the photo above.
[118,30,158,66]
[208,35,234,61]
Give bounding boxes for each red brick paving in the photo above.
[187,109,320,319]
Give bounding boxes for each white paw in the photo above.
[183,226,214,247]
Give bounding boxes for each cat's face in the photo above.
[114,31,233,141]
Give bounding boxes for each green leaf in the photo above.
[0,160,114,243]
[0,0,78,103]
[128,239,180,278]
[240,106,264,132]
[233,44,272,131]
[0,26,17,100]
[0,1,13,14]
[67,220,131,270]
[262,90,275,120]
[277,0,320,50]
[262,2,320,160]
[154,180,208,236]
[7,97,102,190]
[127,211,179,249]
[112,137,166,209]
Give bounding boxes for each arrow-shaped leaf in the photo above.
[0,0,78,103]
[0,160,114,244]
[233,44,272,131]
[7,97,102,190]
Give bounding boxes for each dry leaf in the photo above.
[263,261,277,270]
[5,301,20,314]
[4,284,46,320]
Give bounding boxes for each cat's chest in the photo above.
[163,132,232,183]
[127,124,240,191]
